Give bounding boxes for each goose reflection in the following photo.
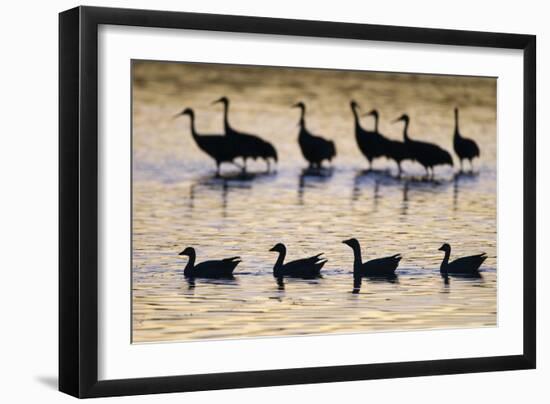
[352,275,362,294]
[275,276,285,291]
[351,273,399,294]
[185,276,239,288]
[185,277,196,291]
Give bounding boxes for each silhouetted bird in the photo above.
[292,102,336,169]
[213,97,277,172]
[175,108,241,175]
[438,243,487,276]
[394,114,453,179]
[342,238,401,277]
[363,109,410,175]
[178,246,241,278]
[269,243,326,278]
[350,101,386,170]
[453,108,480,172]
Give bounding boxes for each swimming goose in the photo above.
[394,114,453,179]
[179,247,241,278]
[453,108,480,172]
[292,102,336,169]
[269,243,326,278]
[343,238,401,277]
[438,243,486,275]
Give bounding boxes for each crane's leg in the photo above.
[266,159,271,173]
[242,158,248,174]
[397,162,402,178]
[459,159,463,173]
[469,159,474,172]
[424,166,429,180]
[215,162,221,177]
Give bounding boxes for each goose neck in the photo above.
[440,250,451,274]
[183,250,196,276]
[350,244,363,272]
[273,248,286,275]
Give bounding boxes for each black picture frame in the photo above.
[59,5,536,398]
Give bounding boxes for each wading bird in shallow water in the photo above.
[350,101,386,170]
[438,243,486,276]
[393,114,453,179]
[292,101,336,169]
[269,243,326,278]
[213,96,277,173]
[178,247,241,278]
[342,238,401,277]
[452,108,480,172]
[363,109,410,175]
[175,108,241,176]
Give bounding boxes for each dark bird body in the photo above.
[269,243,326,278]
[364,109,410,174]
[394,114,453,178]
[214,97,277,172]
[453,108,480,171]
[343,238,401,277]
[438,243,487,275]
[176,108,239,175]
[293,102,336,169]
[350,101,386,169]
[179,247,241,278]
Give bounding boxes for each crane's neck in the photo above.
[373,114,379,133]
[273,248,287,276]
[402,119,410,141]
[183,251,196,276]
[298,106,306,129]
[222,101,231,133]
[454,109,460,138]
[351,104,361,130]
[440,250,451,274]
[186,113,199,140]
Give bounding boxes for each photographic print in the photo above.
[131,60,497,343]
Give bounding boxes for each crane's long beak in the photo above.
[212,98,223,105]
[392,117,403,123]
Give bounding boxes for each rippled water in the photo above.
[132,61,497,343]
